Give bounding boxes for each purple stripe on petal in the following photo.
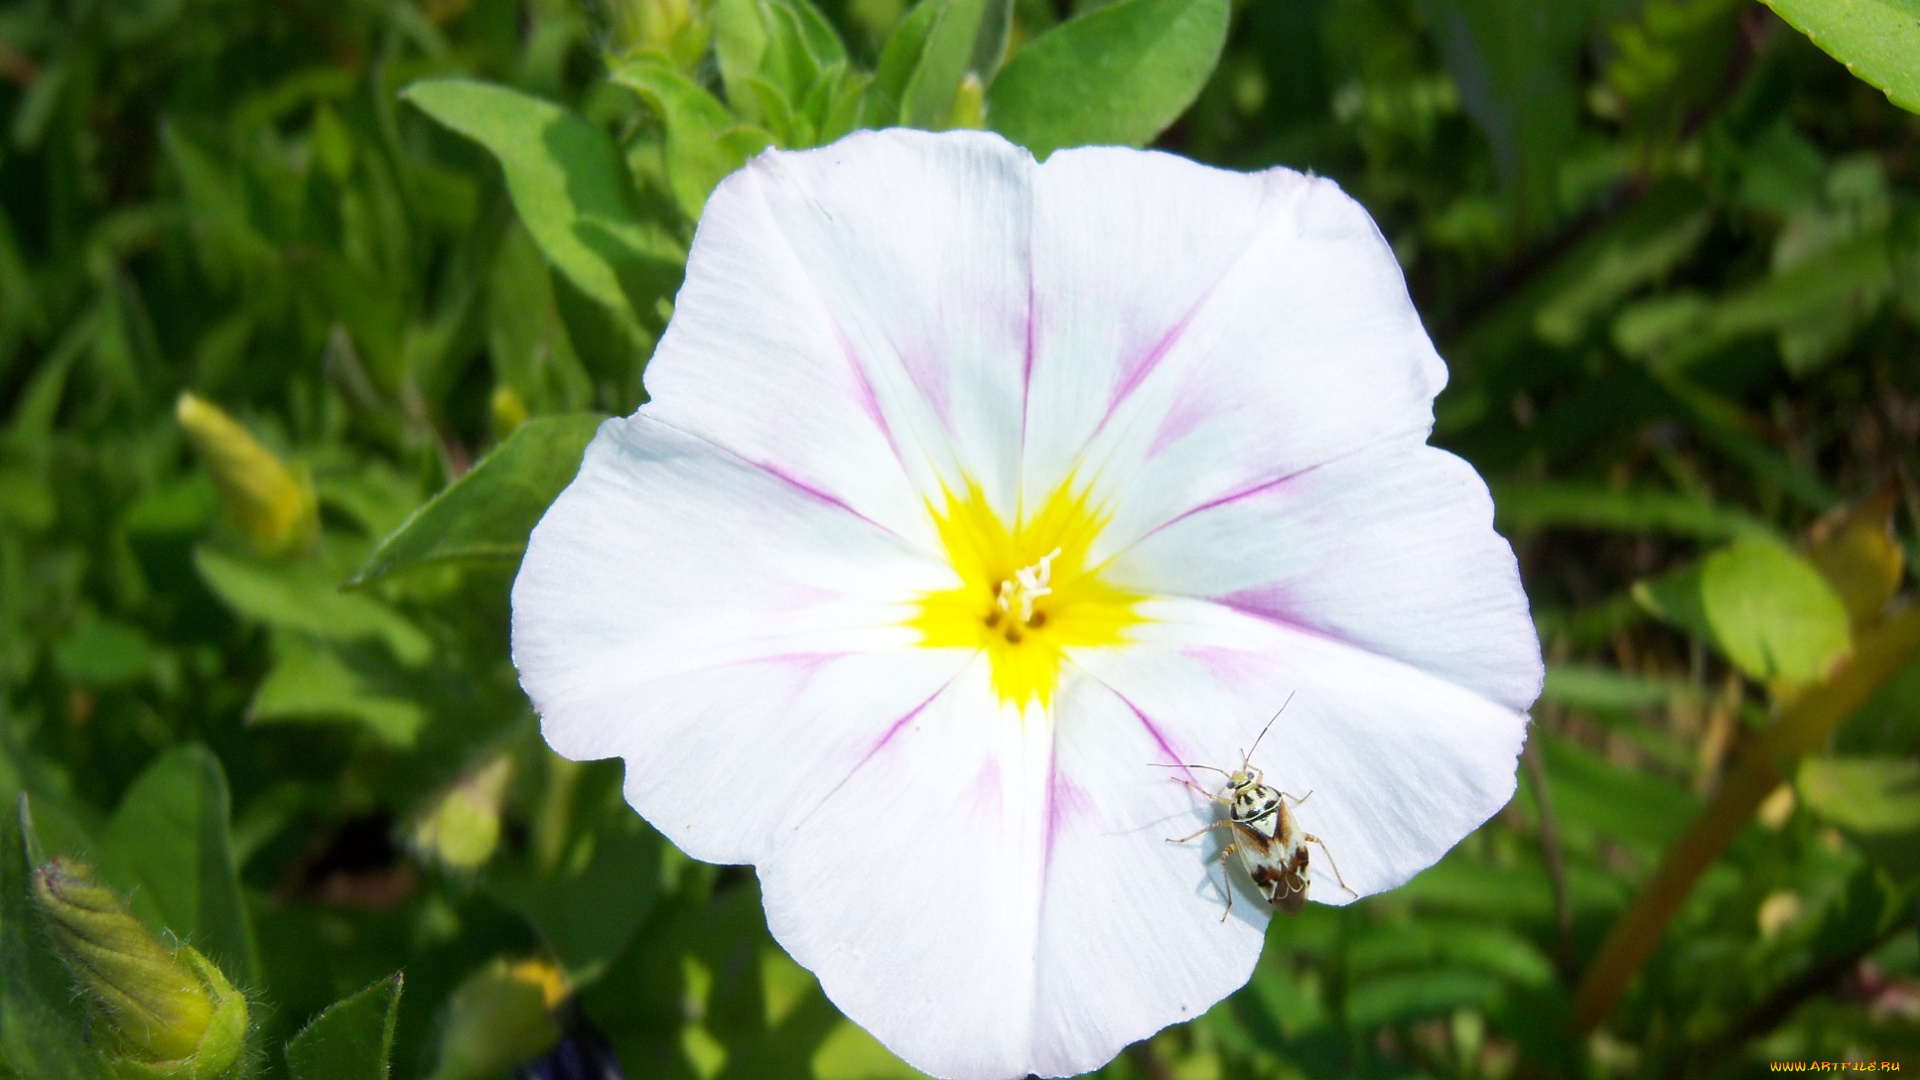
[635,412,910,544]
[1124,443,1366,556]
[832,323,903,467]
[1143,381,1212,460]
[1127,470,1302,553]
[967,756,1002,808]
[753,457,899,533]
[1207,590,1365,654]
[1105,300,1205,422]
[853,683,946,772]
[1041,762,1092,876]
[1020,274,1038,452]
[1111,689,1192,782]
[786,679,955,842]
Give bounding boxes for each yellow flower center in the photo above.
[911,478,1146,708]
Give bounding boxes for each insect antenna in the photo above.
[1148,762,1233,779]
[1242,690,1297,767]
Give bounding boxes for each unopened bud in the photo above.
[33,860,250,1079]
[947,73,986,131]
[409,755,514,871]
[608,0,709,69]
[177,392,318,557]
[490,385,530,439]
[428,957,566,1080]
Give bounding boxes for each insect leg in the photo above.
[1302,831,1358,898]
[1166,820,1238,845]
[1213,844,1237,922]
[1275,789,1315,806]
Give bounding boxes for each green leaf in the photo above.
[715,0,845,118]
[1635,538,1858,680]
[868,0,945,124]
[899,0,1007,128]
[780,0,848,72]
[1494,482,1780,542]
[1761,0,1920,114]
[1701,538,1853,685]
[250,633,429,747]
[713,0,773,114]
[490,803,662,984]
[1422,0,1588,236]
[1799,756,1920,833]
[352,413,603,586]
[401,79,682,326]
[986,0,1229,159]
[286,973,404,1080]
[1541,663,1702,713]
[50,615,157,688]
[1444,180,1712,384]
[1615,227,1892,374]
[612,60,774,221]
[1799,756,1920,878]
[194,546,432,664]
[812,1019,927,1080]
[97,746,257,985]
[1638,539,1854,685]
[0,800,113,1080]
[1531,205,1711,346]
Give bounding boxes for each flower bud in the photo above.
[32,860,250,1079]
[947,73,987,131]
[491,385,531,440]
[409,755,514,872]
[176,392,318,557]
[428,957,566,1080]
[607,0,709,69]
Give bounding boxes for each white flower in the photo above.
[511,129,1541,1080]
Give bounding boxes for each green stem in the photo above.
[1571,605,1920,1034]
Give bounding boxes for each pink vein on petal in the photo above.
[1112,689,1190,780]
[1019,270,1037,454]
[853,683,947,773]
[1103,297,1207,425]
[1128,469,1305,552]
[755,457,899,534]
[1078,176,1283,448]
[1144,379,1213,460]
[786,677,957,842]
[1041,762,1091,871]
[830,321,907,472]
[1120,439,1382,561]
[633,413,910,546]
[1209,588,1364,654]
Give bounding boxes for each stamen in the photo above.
[987,547,1063,639]
[986,547,1064,642]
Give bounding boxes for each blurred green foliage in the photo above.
[2,0,1919,1075]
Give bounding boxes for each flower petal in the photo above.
[512,415,969,864]
[1108,439,1542,711]
[1026,675,1268,1075]
[648,130,1035,537]
[759,665,1264,1080]
[1021,148,1445,552]
[1074,598,1530,902]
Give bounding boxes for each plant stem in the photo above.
[1571,605,1920,1034]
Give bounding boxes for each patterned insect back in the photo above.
[1160,696,1355,920]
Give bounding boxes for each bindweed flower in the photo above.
[512,130,1541,1079]
[33,859,251,1080]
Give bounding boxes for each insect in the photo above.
[1158,694,1355,920]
